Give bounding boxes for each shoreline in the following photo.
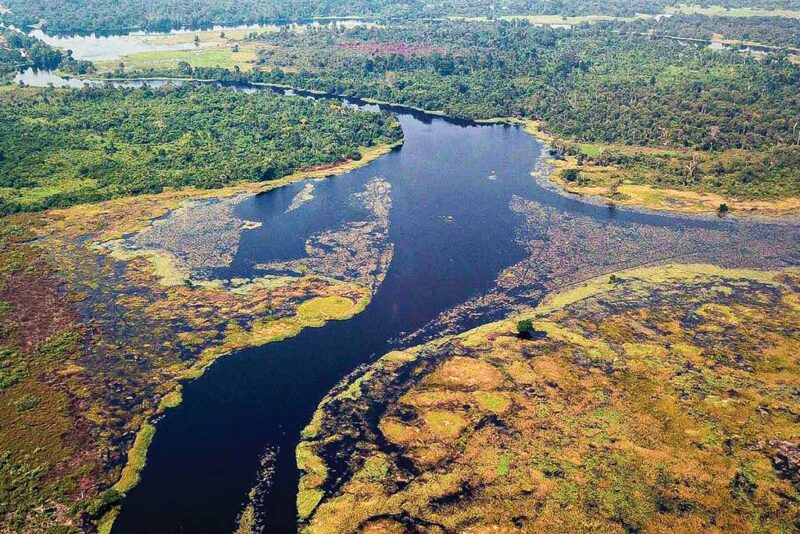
[98,286,373,533]
[37,73,800,221]
[504,118,800,221]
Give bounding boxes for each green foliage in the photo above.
[562,168,580,183]
[84,488,121,519]
[0,347,27,391]
[516,318,533,333]
[5,0,800,34]
[0,451,47,527]
[33,329,80,363]
[164,19,798,200]
[0,85,402,213]
[235,21,800,149]
[628,14,800,48]
[14,395,40,412]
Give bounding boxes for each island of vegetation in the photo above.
[298,264,800,532]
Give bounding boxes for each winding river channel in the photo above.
[18,68,800,532]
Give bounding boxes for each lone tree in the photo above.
[517,319,534,334]
[718,203,730,215]
[562,168,580,183]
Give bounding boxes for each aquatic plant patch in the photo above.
[298,265,800,532]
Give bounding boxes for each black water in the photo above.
[108,98,784,532]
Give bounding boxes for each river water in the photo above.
[17,72,800,532]
[112,111,798,532]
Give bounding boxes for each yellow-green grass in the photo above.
[666,4,800,18]
[112,422,155,494]
[96,45,259,73]
[300,263,800,532]
[0,177,97,206]
[99,285,370,531]
[141,27,275,47]
[514,118,800,217]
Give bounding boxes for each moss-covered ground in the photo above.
[298,264,800,533]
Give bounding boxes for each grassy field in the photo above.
[97,46,259,72]
[666,4,800,18]
[94,27,271,73]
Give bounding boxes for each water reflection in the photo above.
[26,20,377,61]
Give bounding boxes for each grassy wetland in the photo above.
[298,264,800,533]
[0,77,402,530]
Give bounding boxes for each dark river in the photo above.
[114,107,556,533]
[112,107,797,532]
[17,70,799,532]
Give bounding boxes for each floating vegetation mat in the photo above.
[404,197,800,344]
[298,265,800,533]
[258,177,394,293]
[102,194,255,281]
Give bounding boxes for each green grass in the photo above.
[113,422,155,494]
[578,143,605,157]
[97,46,259,73]
[497,454,511,476]
[666,4,800,19]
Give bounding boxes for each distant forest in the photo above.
[112,18,800,199]
[3,0,800,34]
[628,14,800,48]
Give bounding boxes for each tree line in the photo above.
[0,85,402,214]
[109,18,800,198]
[4,0,800,35]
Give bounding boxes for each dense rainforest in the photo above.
[0,85,402,214]
[135,21,797,151]
[628,14,800,48]
[107,19,800,199]
[3,0,800,34]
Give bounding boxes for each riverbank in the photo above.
[508,119,800,219]
[77,143,401,533]
[0,127,401,532]
[24,71,795,222]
